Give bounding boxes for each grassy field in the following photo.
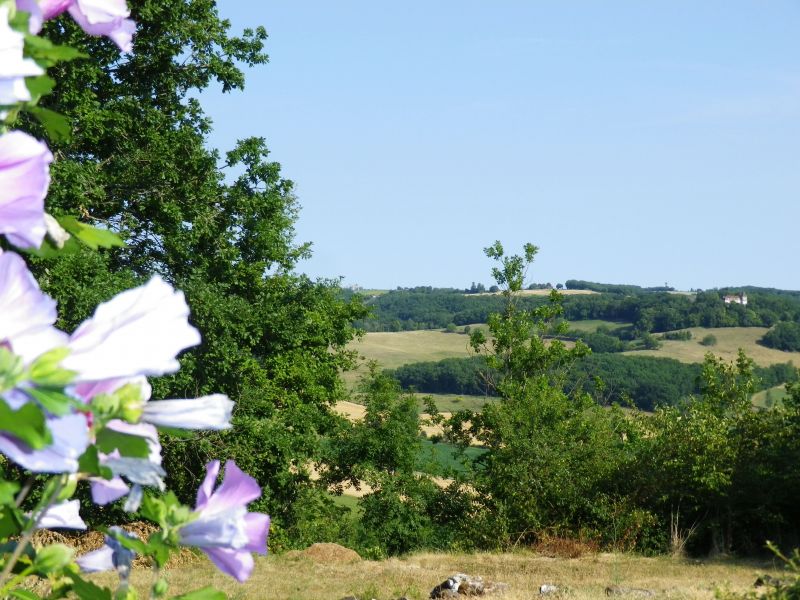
[418,439,485,474]
[470,288,599,296]
[349,330,474,370]
[343,329,477,389]
[625,327,800,367]
[566,319,632,333]
[90,551,784,599]
[752,384,789,408]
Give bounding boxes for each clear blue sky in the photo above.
[202,2,800,291]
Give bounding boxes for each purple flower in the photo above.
[76,526,136,578]
[179,460,269,582]
[14,0,43,34]
[0,413,89,473]
[37,0,135,52]
[0,251,58,348]
[0,132,52,249]
[63,276,201,383]
[0,6,44,106]
[142,394,234,430]
[38,500,87,529]
[90,419,165,509]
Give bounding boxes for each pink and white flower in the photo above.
[178,460,270,582]
[0,132,52,249]
[0,6,44,106]
[63,275,201,382]
[36,0,135,52]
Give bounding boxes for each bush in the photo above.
[700,333,718,346]
[662,330,693,341]
[760,321,800,352]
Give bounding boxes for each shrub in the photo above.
[760,322,800,352]
[700,333,718,346]
[662,330,693,341]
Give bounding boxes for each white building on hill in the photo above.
[723,292,748,306]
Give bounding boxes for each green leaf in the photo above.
[172,587,226,600]
[24,75,55,102]
[96,428,150,458]
[22,236,80,259]
[26,106,71,143]
[58,216,125,250]
[69,576,113,600]
[24,34,87,66]
[0,347,25,393]
[0,399,51,449]
[24,387,74,417]
[77,446,112,479]
[140,495,166,525]
[9,588,41,600]
[0,509,24,539]
[0,481,20,506]
[33,543,74,574]
[27,347,76,387]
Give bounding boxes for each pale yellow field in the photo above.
[625,327,800,367]
[468,288,598,297]
[91,551,783,600]
[349,330,475,369]
[343,329,478,389]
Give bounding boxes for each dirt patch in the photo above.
[298,542,361,563]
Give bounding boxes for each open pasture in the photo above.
[626,327,800,367]
[566,319,632,333]
[90,551,783,600]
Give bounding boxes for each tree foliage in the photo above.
[19,0,368,541]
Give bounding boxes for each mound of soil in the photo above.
[300,542,361,563]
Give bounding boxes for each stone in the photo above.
[539,584,560,595]
[430,573,509,598]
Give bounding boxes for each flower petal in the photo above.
[195,459,220,510]
[90,476,130,505]
[202,460,261,514]
[0,251,56,343]
[63,276,201,382]
[38,500,86,529]
[202,547,254,583]
[142,395,233,430]
[243,512,270,554]
[14,0,43,33]
[37,0,73,20]
[76,545,114,573]
[0,10,45,105]
[0,413,88,473]
[67,0,134,52]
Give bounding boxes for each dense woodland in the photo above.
[355,285,800,336]
[389,355,798,410]
[22,0,800,573]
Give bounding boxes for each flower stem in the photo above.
[0,476,64,591]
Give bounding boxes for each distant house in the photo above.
[723,292,748,306]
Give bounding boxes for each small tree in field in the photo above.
[446,242,627,546]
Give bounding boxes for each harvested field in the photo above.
[87,550,784,599]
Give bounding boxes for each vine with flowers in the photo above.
[0,1,268,598]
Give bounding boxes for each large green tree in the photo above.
[20,0,367,544]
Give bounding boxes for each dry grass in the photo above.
[469,289,599,296]
[88,550,783,600]
[625,327,800,367]
[349,330,475,371]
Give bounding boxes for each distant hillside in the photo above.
[354,285,800,333]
